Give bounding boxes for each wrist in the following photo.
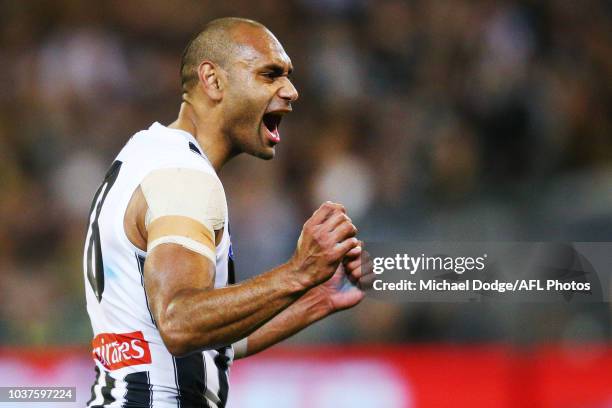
[301,285,335,320]
[285,256,316,292]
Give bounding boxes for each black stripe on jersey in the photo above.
[227,224,236,285]
[87,365,101,406]
[135,253,157,326]
[227,256,236,286]
[101,372,116,405]
[122,371,152,408]
[214,347,231,408]
[189,142,203,156]
[86,160,123,302]
[174,353,210,408]
[91,370,116,407]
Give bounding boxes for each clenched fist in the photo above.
[290,202,359,289]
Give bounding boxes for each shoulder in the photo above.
[122,122,217,177]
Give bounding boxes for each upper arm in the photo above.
[137,167,227,328]
[144,242,215,328]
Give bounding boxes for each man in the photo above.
[83,17,371,408]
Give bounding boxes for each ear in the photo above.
[197,61,224,102]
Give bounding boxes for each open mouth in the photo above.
[262,112,283,144]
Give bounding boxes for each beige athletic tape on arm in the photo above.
[141,168,227,262]
[147,215,216,262]
[232,337,248,358]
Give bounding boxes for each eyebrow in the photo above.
[260,63,293,75]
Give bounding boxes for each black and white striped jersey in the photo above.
[83,122,235,408]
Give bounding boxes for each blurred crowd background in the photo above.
[1,0,611,347]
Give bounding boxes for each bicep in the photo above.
[144,243,216,324]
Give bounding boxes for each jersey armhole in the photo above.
[116,183,148,259]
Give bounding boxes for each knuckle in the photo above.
[345,224,357,235]
[327,202,344,212]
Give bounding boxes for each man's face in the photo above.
[220,28,299,160]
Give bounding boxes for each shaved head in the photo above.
[180,17,269,92]
[176,17,297,162]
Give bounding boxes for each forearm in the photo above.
[240,287,332,358]
[158,262,306,355]
[147,201,359,357]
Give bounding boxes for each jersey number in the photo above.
[86,160,122,302]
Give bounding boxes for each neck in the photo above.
[168,100,235,173]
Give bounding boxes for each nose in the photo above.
[279,78,299,102]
